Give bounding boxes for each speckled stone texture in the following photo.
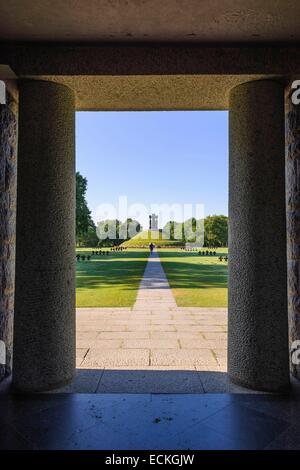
[0,86,17,381]
[228,80,289,392]
[286,84,300,380]
[0,44,299,111]
[13,80,76,392]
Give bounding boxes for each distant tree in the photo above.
[76,172,95,246]
[162,221,184,241]
[96,218,142,246]
[183,217,203,243]
[119,218,142,240]
[96,219,120,246]
[77,223,99,247]
[162,221,175,239]
[204,215,228,247]
[163,216,228,246]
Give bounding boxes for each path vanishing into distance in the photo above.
[51,250,248,394]
[133,250,177,310]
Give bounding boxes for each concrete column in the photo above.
[13,80,75,392]
[286,83,300,380]
[228,80,289,392]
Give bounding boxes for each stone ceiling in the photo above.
[0,1,299,43]
[0,1,299,110]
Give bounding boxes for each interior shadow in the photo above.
[43,368,263,395]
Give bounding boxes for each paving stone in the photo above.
[183,307,227,312]
[75,331,99,341]
[150,331,203,340]
[49,369,104,393]
[196,370,253,393]
[76,348,89,367]
[78,339,123,349]
[151,349,217,366]
[133,250,177,311]
[101,365,197,371]
[97,368,204,393]
[207,340,227,349]
[194,319,227,325]
[203,332,228,340]
[179,339,212,349]
[122,339,179,349]
[126,324,154,331]
[214,348,227,357]
[97,331,150,339]
[82,349,150,367]
[175,325,225,332]
[148,325,177,332]
[77,323,128,332]
[131,311,173,317]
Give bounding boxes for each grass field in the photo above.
[75,246,228,308]
[76,248,148,307]
[158,248,228,307]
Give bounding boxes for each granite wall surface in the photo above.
[0,82,18,380]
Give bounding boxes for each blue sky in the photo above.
[76,111,228,229]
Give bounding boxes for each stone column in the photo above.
[13,80,75,392]
[228,80,289,392]
[286,84,300,380]
[0,83,18,381]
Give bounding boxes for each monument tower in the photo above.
[149,213,158,230]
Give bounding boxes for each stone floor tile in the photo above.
[148,324,177,332]
[49,369,104,393]
[76,348,89,366]
[151,348,217,366]
[122,339,179,349]
[97,368,204,393]
[82,349,150,367]
[78,339,123,349]
[179,338,212,349]
[98,331,150,339]
[203,332,227,340]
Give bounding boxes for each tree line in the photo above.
[162,216,228,247]
[76,172,228,247]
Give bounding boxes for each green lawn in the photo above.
[158,248,228,307]
[75,246,228,308]
[76,248,148,307]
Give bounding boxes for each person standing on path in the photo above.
[149,242,155,254]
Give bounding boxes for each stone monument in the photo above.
[149,213,158,230]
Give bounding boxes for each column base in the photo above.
[12,371,75,394]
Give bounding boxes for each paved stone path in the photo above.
[134,250,178,310]
[52,250,250,393]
